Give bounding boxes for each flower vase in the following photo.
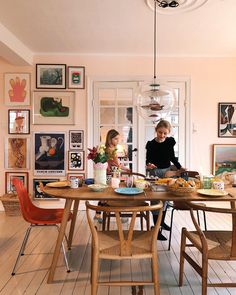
[93,162,108,185]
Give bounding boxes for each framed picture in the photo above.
[5,138,30,169]
[34,132,66,176]
[4,73,31,106]
[69,130,84,150]
[68,66,85,89]
[5,172,29,194]
[68,151,84,171]
[33,179,59,200]
[67,173,85,183]
[212,144,236,178]
[8,109,30,134]
[32,91,75,125]
[36,64,66,89]
[218,103,236,137]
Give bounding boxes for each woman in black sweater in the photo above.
[146,120,185,240]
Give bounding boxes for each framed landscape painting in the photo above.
[36,64,66,89]
[34,132,66,176]
[4,73,31,106]
[33,179,59,200]
[218,102,236,137]
[32,91,75,125]
[212,144,236,177]
[68,66,85,89]
[8,109,30,134]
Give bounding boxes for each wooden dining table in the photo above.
[43,185,236,283]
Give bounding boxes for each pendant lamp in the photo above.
[136,0,176,123]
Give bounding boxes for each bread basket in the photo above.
[167,186,196,196]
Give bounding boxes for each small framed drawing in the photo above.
[34,132,66,176]
[33,179,59,200]
[36,64,66,89]
[68,151,84,171]
[4,73,31,106]
[33,91,75,125]
[68,66,85,89]
[218,103,236,137]
[69,130,84,150]
[5,172,29,194]
[67,173,85,180]
[212,144,236,177]
[5,138,30,169]
[8,109,30,134]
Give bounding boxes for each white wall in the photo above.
[1,55,236,209]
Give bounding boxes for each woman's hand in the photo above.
[146,163,157,169]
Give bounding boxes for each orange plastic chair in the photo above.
[11,178,72,275]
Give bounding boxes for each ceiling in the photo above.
[0,0,236,65]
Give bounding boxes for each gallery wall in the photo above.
[1,55,236,209]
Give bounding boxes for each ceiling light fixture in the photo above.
[157,0,179,8]
[136,0,176,123]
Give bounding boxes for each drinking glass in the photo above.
[126,175,133,188]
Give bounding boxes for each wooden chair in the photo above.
[179,201,236,295]
[164,171,207,250]
[102,172,150,231]
[11,178,72,275]
[86,201,163,295]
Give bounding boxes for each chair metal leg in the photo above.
[168,208,175,251]
[56,225,70,272]
[12,226,32,275]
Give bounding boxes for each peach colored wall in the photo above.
[1,55,236,209]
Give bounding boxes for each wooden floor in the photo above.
[1,205,236,295]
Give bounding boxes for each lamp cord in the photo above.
[154,0,157,80]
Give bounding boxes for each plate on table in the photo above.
[46,181,70,188]
[114,187,144,195]
[197,189,228,197]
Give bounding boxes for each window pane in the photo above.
[99,88,115,106]
[117,88,133,106]
[100,108,115,124]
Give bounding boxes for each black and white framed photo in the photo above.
[218,102,236,137]
[68,151,84,171]
[34,132,66,176]
[33,178,59,200]
[69,130,84,150]
[36,64,66,89]
[67,66,85,89]
[8,109,30,134]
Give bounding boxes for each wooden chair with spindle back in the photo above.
[179,201,236,295]
[86,201,163,295]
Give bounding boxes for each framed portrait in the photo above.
[218,103,236,137]
[32,91,75,125]
[36,64,66,89]
[69,130,84,150]
[4,73,31,106]
[67,66,85,89]
[5,138,30,169]
[212,144,236,177]
[68,151,84,171]
[34,132,66,176]
[5,172,29,194]
[8,109,30,134]
[33,179,59,200]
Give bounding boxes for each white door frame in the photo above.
[87,75,191,177]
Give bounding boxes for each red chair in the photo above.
[11,178,72,275]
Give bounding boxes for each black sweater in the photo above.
[145,137,181,169]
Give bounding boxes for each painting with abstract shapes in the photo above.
[218,103,236,137]
[5,172,29,194]
[33,179,59,200]
[68,151,84,171]
[4,73,31,106]
[69,130,84,150]
[5,138,30,169]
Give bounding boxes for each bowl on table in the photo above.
[167,186,196,196]
[88,184,108,192]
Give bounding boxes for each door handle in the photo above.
[132,148,138,152]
